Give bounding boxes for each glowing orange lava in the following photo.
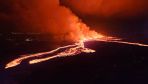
[5,32,148,69]
[5,32,113,69]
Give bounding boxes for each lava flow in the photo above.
[5,33,148,69]
[5,33,112,69]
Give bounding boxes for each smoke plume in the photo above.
[2,0,97,42]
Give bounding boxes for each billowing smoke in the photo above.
[0,0,97,42]
[61,0,148,39]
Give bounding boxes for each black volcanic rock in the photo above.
[1,41,148,84]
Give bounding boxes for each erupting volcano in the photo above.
[4,0,148,69]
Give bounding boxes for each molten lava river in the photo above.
[5,32,148,69]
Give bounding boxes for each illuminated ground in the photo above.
[1,41,148,84]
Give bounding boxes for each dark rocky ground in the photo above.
[0,38,148,84]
